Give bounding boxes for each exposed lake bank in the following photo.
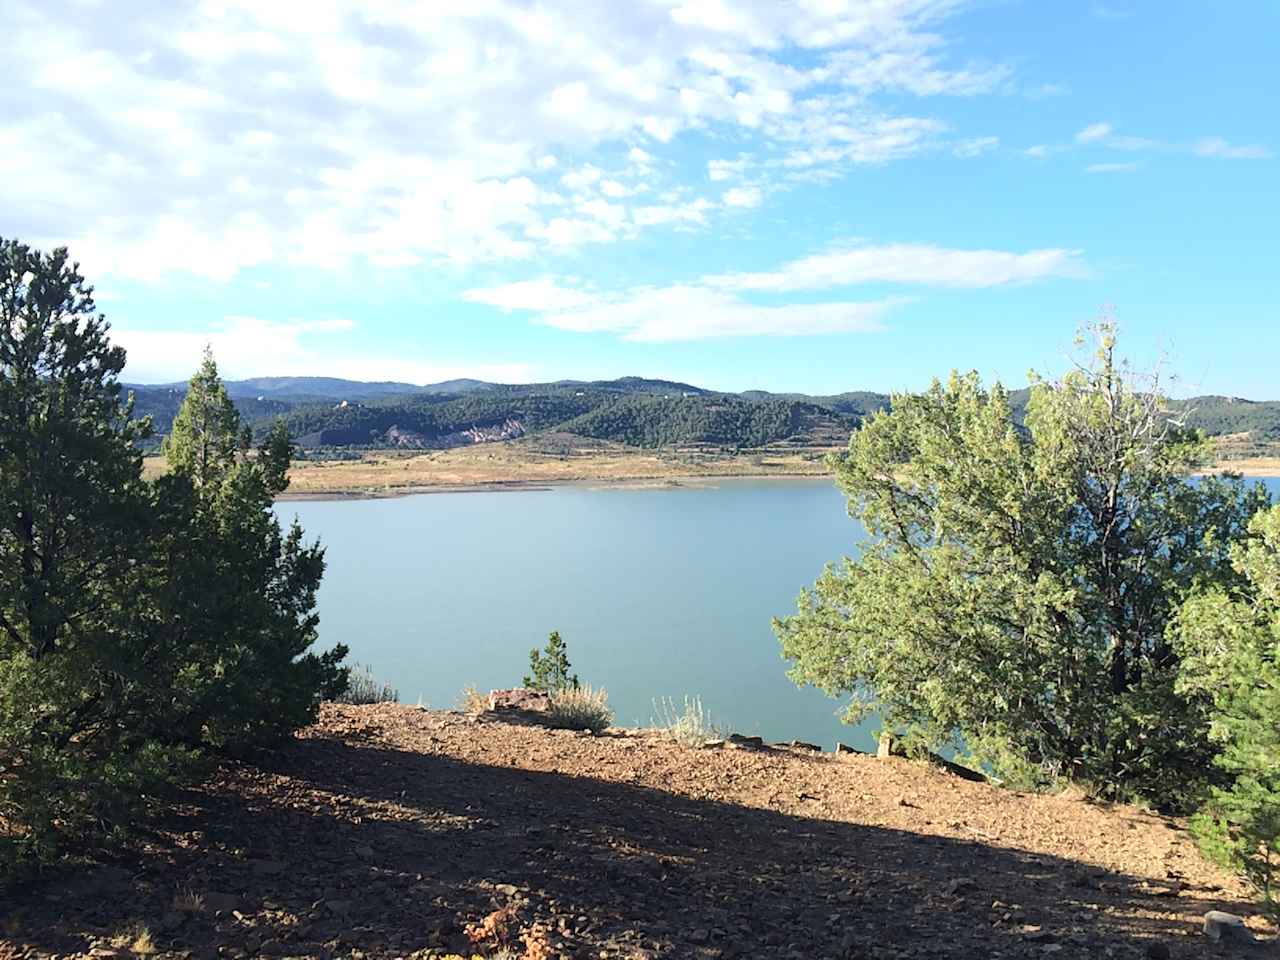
[147,441,1280,500]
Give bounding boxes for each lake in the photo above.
[280,475,1280,752]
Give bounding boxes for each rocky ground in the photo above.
[2,703,1275,959]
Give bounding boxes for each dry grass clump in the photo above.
[458,684,489,714]
[545,685,614,733]
[653,695,721,747]
[110,923,156,956]
[335,663,399,705]
[171,889,204,914]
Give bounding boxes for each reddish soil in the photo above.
[2,703,1274,959]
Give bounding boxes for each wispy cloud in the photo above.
[114,316,533,384]
[1076,122,1114,143]
[1045,122,1272,166]
[703,243,1086,292]
[463,241,1086,343]
[0,0,1014,283]
[1194,137,1273,160]
[953,136,999,158]
[1085,162,1141,174]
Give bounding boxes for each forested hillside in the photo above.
[125,374,1280,453]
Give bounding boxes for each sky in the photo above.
[2,0,1277,396]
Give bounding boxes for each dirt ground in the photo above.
[2,703,1274,959]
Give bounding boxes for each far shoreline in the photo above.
[147,447,1280,504]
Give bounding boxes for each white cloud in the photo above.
[0,0,1013,281]
[722,186,764,208]
[462,237,1086,343]
[463,278,899,342]
[632,200,713,227]
[1194,137,1273,160]
[461,277,600,313]
[1085,162,1141,174]
[953,136,999,158]
[114,316,534,384]
[708,157,750,182]
[1024,144,1054,159]
[1076,122,1113,143]
[704,243,1086,291]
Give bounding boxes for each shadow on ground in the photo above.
[2,733,1261,959]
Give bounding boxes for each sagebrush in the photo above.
[546,686,614,733]
[653,696,721,747]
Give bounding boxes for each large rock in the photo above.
[488,688,550,712]
[1202,911,1256,945]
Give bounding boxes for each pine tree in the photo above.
[0,238,181,867]
[158,351,346,749]
[1176,505,1280,918]
[524,631,579,694]
[162,345,247,488]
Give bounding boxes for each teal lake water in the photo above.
[280,475,1280,752]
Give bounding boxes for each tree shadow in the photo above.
[3,732,1266,959]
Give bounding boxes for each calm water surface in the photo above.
[280,475,1280,752]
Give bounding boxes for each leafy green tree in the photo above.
[0,239,186,867]
[156,354,347,749]
[524,631,579,694]
[1175,505,1280,918]
[0,239,346,876]
[162,345,248,488]
[775,326,1268,805]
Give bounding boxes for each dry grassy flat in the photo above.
[143,437,835,497]
[139,436,1280,498]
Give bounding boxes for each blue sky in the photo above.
[3,1,1276,396]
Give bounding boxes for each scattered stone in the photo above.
[945,878,975,896]
[727,734,764,748]
[1202,911,1255,945]
[834,742,859,754]
[689,928,710,944]
[1144,942,1171,960]
[203,892,242,914]
[702,738,726,750]
[789,740,821,752]
[488,688,550,712]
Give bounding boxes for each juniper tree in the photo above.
[0,239,346,876]
[156,354,347,749]
[0,238,180,866]
[1176,505,1280,917]
[775,325,1268,806]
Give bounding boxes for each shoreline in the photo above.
[275,469,835,501]
[143,447,1280,503]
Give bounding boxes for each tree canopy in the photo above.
[775,327,1270,806]
[1175,504,1280,916]
[0,238,345,875]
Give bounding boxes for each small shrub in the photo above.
[523,631,579,694]
[458,684,489,714]
[172,890,204,914]
[546,685,613,733]
[335,663,399,705]
[653,695,721,747]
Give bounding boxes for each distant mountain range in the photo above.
[123,375,1280,453]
